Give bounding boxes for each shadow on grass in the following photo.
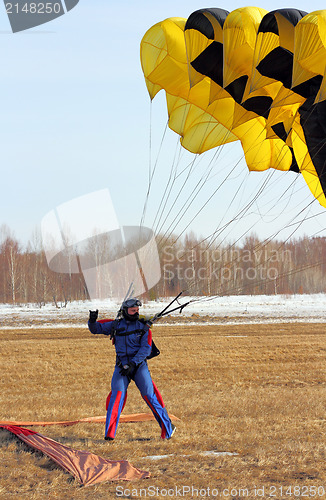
[128,437,152,442]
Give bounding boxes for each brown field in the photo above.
[1,322,326,499]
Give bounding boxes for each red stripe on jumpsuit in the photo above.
[152,381,165,407]
[106,390,126,438]
[147,328,152,346]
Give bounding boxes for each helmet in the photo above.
[122,298,142,321]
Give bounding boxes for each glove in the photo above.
[139,315,153,326]
[89,309,98,323]
[120,361,136,378]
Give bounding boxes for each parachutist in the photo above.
[88,298,175,441]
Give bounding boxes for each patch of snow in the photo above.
[200,450,239,457]
[0,294,326,329]
[142,454,174,460]
[142,450,238,460]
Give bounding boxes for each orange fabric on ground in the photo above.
[0,425,150,485]
[0,413,180,427]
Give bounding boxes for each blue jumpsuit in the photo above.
[88,317,174,440]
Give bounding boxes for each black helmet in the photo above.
[122,298,142,321]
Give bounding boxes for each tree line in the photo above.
[1,224,326,305]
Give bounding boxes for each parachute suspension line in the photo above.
[138,110,182,287]
[197,155,250,242]
[155,152,198,242]
[140,104,169,228]
[155,137,240,247]
[253,208,317,266]
[200,140,291,251]
[155,143,231,244]
[200,179,317,288]
[184,192,321,299]
[171,168,276,296]
[155,134,202,237]
[202,129,315,248]
[195,167,251,251]
[251,204,326,277]
[246,195,319,264]
[258,173,301,217]
[186,249,326,305]
[225,253,326,297]
[149,99,152,184]
[310,220,326,236]
[151,134,187,236]
[206,169,277,250]
[205,170,261,250]
[149,87,201,236]
[212,172,276,245]
[183,242,319,302]
[181,169,292,297]
[154,117,237,245]
[163,154,245,247]
[151,139,208,236]
[140,99,153,228]
[237,170,302,234]
[232,199,318,290]
[262,196,317,244]
[256,175,310,226]
[153,149,224,241]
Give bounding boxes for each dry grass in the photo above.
[1,322,326,498]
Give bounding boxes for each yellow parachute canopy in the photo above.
[140,7,326,208]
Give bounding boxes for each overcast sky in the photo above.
[1,0,326,248]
